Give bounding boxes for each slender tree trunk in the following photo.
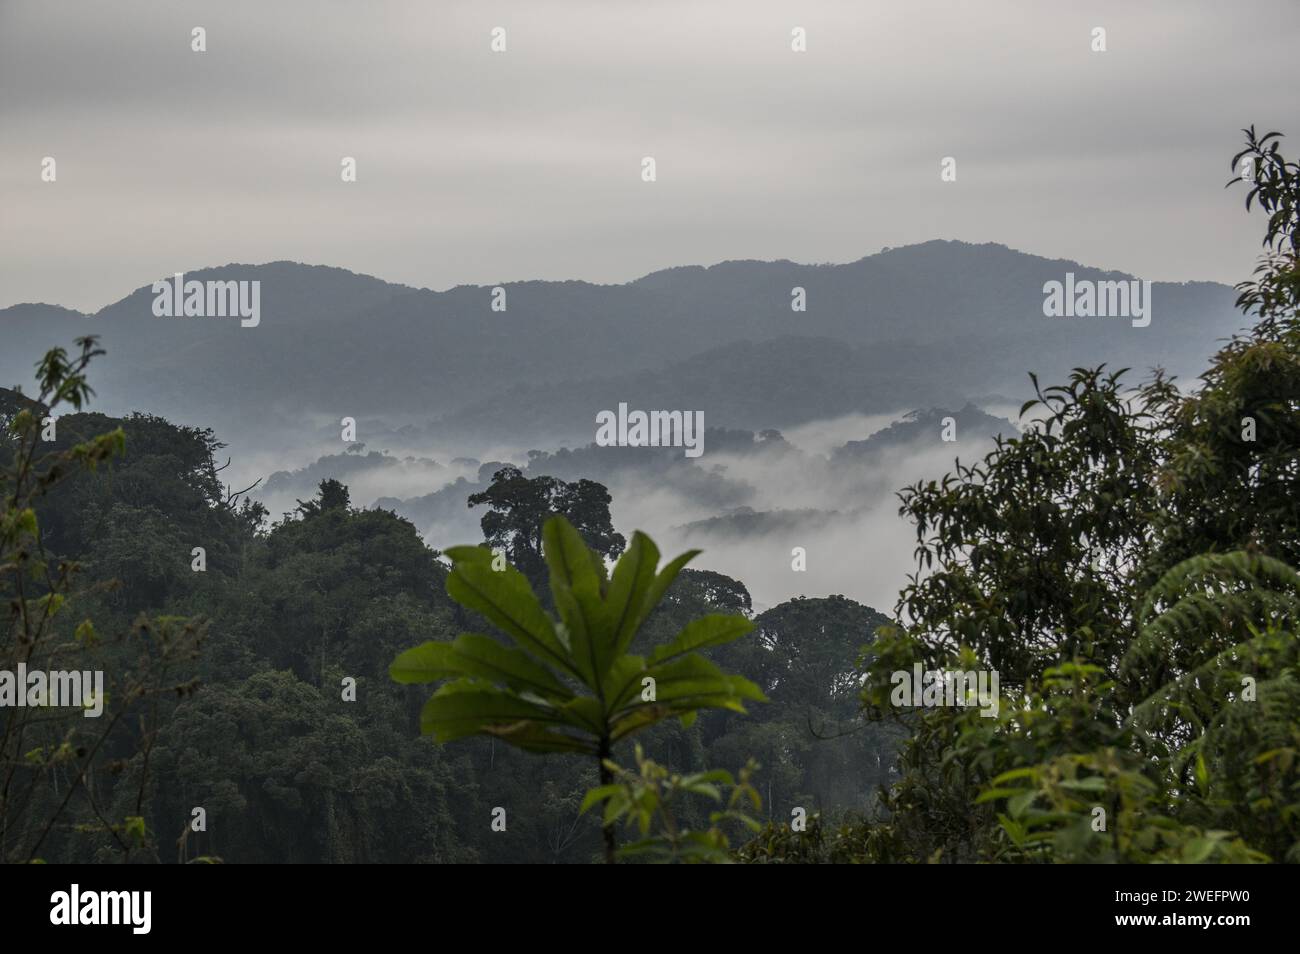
[598,737,616,864]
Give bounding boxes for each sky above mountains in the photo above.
[3,0,1298,310]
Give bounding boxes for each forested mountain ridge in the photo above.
[1,242,1240,449]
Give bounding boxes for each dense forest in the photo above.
[0,383,897,862]
[1,128,1297,863]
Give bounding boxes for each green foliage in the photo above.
[468,466,625,586]
[391,514,764,860]
[822,128,1300,866]
[1122,552,1300,861]
[6,352,898,866]
[150,667,471,863]
[1229,126,1300,321]
[979,752,1268,864]
[738,811,897,864]
[1,338,204,864]
[393,516,763,754]
[295,478,350,519]
[581,744,761,863]
[889,363,1162,691]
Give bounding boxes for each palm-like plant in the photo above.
[391,515,764,862]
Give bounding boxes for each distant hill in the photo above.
[0,384,46,424]
[430,336,965,441]
[833,404,1016,464]
[1,242,1243,450]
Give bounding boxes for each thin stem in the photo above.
[598,737,616,864]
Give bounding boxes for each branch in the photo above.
[225,477,262,505]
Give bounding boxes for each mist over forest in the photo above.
[0,241,1244,612]
[5,215,1295,868]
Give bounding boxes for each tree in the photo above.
[295,478,351,519]
[751,596,886,709]
[1144,126,1300,578]
[390,515,764,862]
[1,338,204,863]
[833,128,1300,865]
[467,466,625,585]
[252,483,451,682]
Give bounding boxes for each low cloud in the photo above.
[246,405,1014,615]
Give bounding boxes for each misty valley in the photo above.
[5,207,1296,866]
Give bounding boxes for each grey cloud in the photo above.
[2,0,1297,309]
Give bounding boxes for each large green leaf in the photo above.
[600,654,649,709]
[485,721,598,755]
[607,656,764,739]
[606,651,765,712]
[607,690,752,741]
[419,680,574,741]
[542,517,604,686]
[559,695,607,734]
[607,705,674,740]
[648,614,754,666]
[390,635,573,701]
[389,640,460,684]
[396,517,764,759]
[443,545,574,676]
[641,547,700,619]
[602,531,660,665]
[543,516,606,611]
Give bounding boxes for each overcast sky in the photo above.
[2,0,1297,311]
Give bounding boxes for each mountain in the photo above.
[1,242,1244,452]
